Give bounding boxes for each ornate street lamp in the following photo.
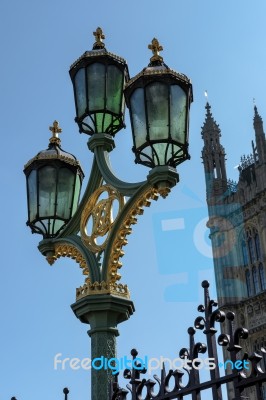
[125,38,193,169]
[24,121,84,238]
[24,29,193,400]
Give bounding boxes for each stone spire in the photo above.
[201,102,227,198]
[253,105,266,164]
[201,102,221,137]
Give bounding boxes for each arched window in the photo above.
[242,240,249,266]
[246,270,252,297]
[248,237,256,263]
[242,227,264,297]
[255,233,261,260]
[253,267,260,294]
[259,264,266,291]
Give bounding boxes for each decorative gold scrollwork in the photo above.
[80,185,125,253]
[107,186,159,283]
[48,243,90,279]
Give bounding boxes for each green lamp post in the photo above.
[24,28,193,400]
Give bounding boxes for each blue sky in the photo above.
[1,0,266,399]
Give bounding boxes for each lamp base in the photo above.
[147,165,179,198]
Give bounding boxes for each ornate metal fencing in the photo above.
[111,281,266,400]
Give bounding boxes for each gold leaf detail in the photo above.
[108,187,159,283]
[51,243,89,277]
[80,185,125,253]
[76,281,130,300]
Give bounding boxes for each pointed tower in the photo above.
[201,102,266,400]
[201,103,227,201]
[253,105,266,164]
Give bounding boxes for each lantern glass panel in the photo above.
[130,87,147,148]
[101,113,112,132]
[170,85,186,143]
[87,62,105,111]
[72,174,81,216]
[38,166,56,218]
[52,219,65,234]
[106,65,123,114]
[146,82,169,140]
[75,68,86,117]
[153,142,168,165]
[57,168,75,220]
[28,170,37,222]
[140,146,152,163]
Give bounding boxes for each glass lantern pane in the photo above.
[95,113,104,132]
[130,88,147,148]
[72,174,81,216]
[153,142,168,165]
[140,145,152,164]
[166,143,181,165]
[75,68,86,117]
[146,82,169,140]
[38,166,56,218]
[102,113,112,133]
[35,220,49,235]
[57,168,75,220]
[170,85,187,144]
[106,65,123,114]
[28,170,37,222]
[87,63,105,111]
[52,219,65,235]
[82,115,95,133]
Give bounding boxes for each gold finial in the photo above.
[93,27,105,49]
[49,120,62,145]
[148,38,163,63]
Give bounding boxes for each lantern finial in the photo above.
[49,120,62,145]
[93,27,105,49]
[148,38,163,64]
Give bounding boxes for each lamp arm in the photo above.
[94,146,145,196]
[88,133,145,196]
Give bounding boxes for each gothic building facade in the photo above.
[201,103,266,399]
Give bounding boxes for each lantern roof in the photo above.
[24,121,84,176]
[125,38,193,100]
[69,27,129,79]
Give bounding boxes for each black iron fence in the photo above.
[111,281,266,400]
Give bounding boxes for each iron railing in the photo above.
[111,281,266,400]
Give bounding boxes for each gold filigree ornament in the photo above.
[48,243,90,280]
[108,186,159,283]
[80,185,125,253]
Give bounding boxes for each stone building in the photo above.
[201,103,266,399]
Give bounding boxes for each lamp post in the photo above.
[24,28,193,400]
